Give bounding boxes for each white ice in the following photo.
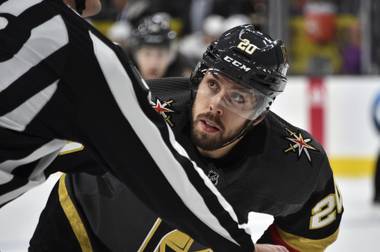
[0,174,379,251]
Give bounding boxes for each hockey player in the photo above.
[29,24,342,251]
[0,0,271,251]
[127,13,193,79]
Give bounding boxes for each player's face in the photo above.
[135,46,172,79]
[191,72,255,151]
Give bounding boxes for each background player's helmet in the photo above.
[190,24,289,120]
[130,13,177,48]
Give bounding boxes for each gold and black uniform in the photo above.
[30,78,343,252]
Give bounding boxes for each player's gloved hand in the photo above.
[255,244,289,252]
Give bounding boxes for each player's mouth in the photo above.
[199,119,222,133]
[147,69,159,78]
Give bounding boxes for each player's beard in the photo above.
[191,112,243,151]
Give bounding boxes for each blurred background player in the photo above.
[106,0,151,48]
[108,12,193,79]
[127,13,193,79]
[179,14,226,67]
[179,14,252,67]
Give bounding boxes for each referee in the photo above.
[0,0,254,251]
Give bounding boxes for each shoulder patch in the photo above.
[283,128,318,163]
[152,98,175,127]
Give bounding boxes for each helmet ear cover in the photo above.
[74,0,86,14]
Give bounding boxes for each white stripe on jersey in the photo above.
[0,139,65,178]
[0,80,58,131]
[0,15,67,92]
[0,0,43,16]
[0,176,45,205]
[0,17,8,30]
[0,140,64,205]
[166,126,241,224]
[0,169,13,184]
[0,150,61,205]
[89,32,240,245]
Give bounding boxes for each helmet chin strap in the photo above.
[74,0,86,14]
[219,112,266,148]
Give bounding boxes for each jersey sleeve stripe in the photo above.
[0,139,64,173]
[59,143,84,156]
[0,141,64,205]
[137,218,163,252]
[0,81,58,131]
[0,151,59,205]
[270,224,339,252]
[58,174,93,252]
[0,179,44,205]
[0,15,67,92]
[0,169,13,184]
[0,0,43,17]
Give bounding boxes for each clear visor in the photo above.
[194,69,271,120]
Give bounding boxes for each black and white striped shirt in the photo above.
[0,0,253,250]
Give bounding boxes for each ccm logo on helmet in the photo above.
[223,56,251,72]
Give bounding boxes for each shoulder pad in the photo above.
[147,77,192,104]
[146,77,192,128]
[251,112,332,211]
[266,111,325,165]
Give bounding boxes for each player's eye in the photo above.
[208,80,219,91]
[230,92,245,104]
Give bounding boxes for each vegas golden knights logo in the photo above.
[138,218,212,252]
[159,230,210,252]
[152,98,175,127]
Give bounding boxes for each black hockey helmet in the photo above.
[130,13,177,48]
[190,24,289,120]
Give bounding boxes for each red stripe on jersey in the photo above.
[269,224,300,252]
